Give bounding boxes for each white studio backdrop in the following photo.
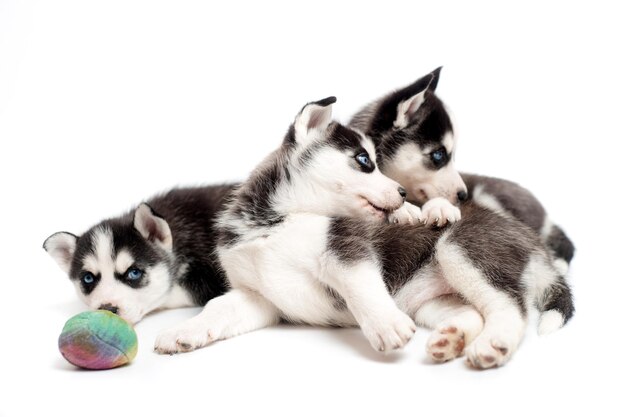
[1,1,624,416]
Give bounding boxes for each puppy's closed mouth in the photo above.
[360,197,390,218]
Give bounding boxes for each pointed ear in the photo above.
[43,232,78,274]
[393,72,437,128]
[428,66,442,92]
[294,96,336,144]
[133,203,173,251]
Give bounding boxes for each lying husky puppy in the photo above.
[43,186,233,324]
[349,67,575,273]
[154,97,574,368]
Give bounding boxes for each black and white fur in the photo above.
[349,67,575,274]
[43,186,233,324]
[154,98,574,368]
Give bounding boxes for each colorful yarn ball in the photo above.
[58,310,138,370]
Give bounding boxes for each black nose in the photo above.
[398,187,407,200]
[99,304,119,315]
[457,190,468,202]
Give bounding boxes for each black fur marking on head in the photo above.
[67,185,235,305]
[327,123,365,152]
[354,151,375,173]
[374,94,453,171]
[79,271,100,295]
[110,220,162,289]
[368,72,434,135]
[69,229,100,281]
[348,69,453,172]
[427,146,451,170]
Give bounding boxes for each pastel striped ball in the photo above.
[58,310,138,370]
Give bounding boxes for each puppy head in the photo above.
[353,67,467,205]
[285,97,406,221]
[43,204,175,324]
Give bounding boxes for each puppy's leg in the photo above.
[414,295,484,363]
[154,288,280,354]
[320,257,416,353]
[435,241,527,369]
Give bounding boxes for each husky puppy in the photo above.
[43,185,233,324]
[154,98,574,368]
[349,68,575,273]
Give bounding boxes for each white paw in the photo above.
[388,202,423,225]
[360,309,417,353]
[421,197,461,227]
[465,336,512,369]
[426,325,466,363]
[154,318,215,355]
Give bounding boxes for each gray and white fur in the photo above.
[349,67,575,274]
[153,98,574,368]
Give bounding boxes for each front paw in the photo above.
[388,202,423,225]
[154,319,215,355]
[421,197,461,227]
[360,309,417,353]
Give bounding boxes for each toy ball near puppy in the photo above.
[58,310,138,370]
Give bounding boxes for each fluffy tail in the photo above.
[544,224,575,275]
[536,274,575,335]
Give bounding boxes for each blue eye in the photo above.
[356,153,370,167]
[430,148,447,166]
[126,268,143,281]
[82,273,95,284]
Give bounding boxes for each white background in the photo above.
[1,1,624,416]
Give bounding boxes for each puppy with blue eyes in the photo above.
[43,186,234,324]
[154,97,574,368]
[43,182,418,324]
[350,67,575,271]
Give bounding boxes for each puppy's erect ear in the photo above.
[134,203,173,251]
[294,96,336,145]
[43,232,78,274]
[393,70,441,129]
[428,66,442,92]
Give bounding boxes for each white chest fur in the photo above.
[218,213,356,326]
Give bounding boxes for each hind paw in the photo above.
[426,326,466,362]
[465,337,512,369]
